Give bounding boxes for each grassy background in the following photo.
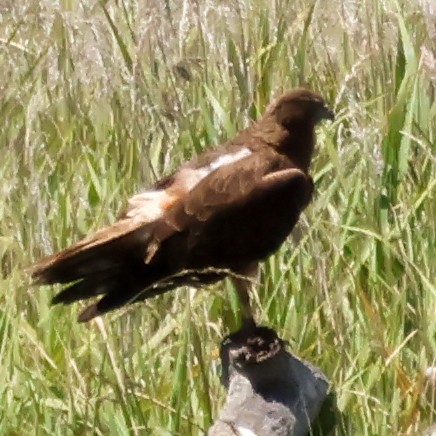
[0,0,435,434]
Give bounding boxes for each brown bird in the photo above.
[29,88,334,324]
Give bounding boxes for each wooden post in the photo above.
[209,325,337,436]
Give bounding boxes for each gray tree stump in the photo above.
[209,325,337,436]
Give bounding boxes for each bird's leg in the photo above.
[231,263,259,330]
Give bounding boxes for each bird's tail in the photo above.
[29,218,152,284]
[28,218,166,322]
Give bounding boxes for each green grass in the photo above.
[0,0,435,434]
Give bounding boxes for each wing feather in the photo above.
[145,149,308,261]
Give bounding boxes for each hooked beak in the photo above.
[321,104,335,121]
[313,103,335,124]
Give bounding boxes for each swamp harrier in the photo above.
[29,88,334,324]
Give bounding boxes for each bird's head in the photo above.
[264,88,334,129]
[256,88,334,171]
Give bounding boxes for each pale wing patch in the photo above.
[207,147,252,172]
[126,148,252,223]
[126,191,177,223]
[175,148,252,191]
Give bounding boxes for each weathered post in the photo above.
[209,325,337,436]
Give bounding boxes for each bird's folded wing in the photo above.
[146,151,313,261]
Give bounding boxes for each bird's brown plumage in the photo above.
[29,88,334,322]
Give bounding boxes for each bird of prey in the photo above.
[29,88,334,324]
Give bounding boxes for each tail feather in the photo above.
[49,263,168,322]
[29,219,152,285]
[51,272,118,305]
[78,288,140,322]
[78,304,100,323]
[28,216,170,322]
[76,270,164,322]
[75,268,226,323]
